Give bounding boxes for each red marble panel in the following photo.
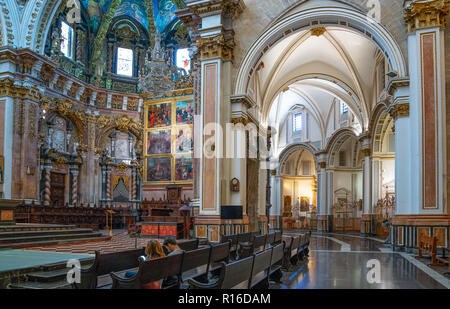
[421,33,437,209]
[203,63,217,211]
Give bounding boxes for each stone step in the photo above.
[0,232,104,244]
[0,235,108,249]
[0,228,95,239]
[8,280,73,289]
[0,224,77,233]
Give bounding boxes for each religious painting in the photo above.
[0,156,3,184]
[174,127,193,153]
[176,100,194,125]
[114,1,149,30]
[300,197,310,211]
[147,130,171,155]
[147,157,171,182]
[175,156,193,182]
[147,103,171,128]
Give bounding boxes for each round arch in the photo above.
[324,127,359,167]
[277,142,319,175]
[234,6,407,97]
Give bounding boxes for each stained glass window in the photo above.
[60,21,73,59]
[117,47,133,77]
[176,48,191,73]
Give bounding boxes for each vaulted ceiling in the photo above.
[261,26,383,133]
[80,0,182,34]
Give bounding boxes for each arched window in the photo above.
[116,47,134,77]
[176,48,191,74]
[293,112,303,133]
[60,21,74,59]
[341,102,349,114]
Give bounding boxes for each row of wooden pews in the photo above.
[15,201,136,230]
[415,234,449,274]
[71,230,311,289]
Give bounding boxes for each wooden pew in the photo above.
[221,234,239,260]
[269,243,284,283]
[273,231,282,245]
[178,239,199,252]
[180,246,211,285]
[265,232,276,249]
[73,248,145,289]
[208,242,231,276]
[282,235,300,269]
[187,256,255,289]
[248,248,272,289]
[110,252,184,289]
[415,235,438,266]
[239,234,267,258]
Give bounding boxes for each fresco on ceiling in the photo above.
[114,0,149,30]
[153,0,178,34]
[80,0,112,32]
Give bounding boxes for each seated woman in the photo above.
[125,240,166,289]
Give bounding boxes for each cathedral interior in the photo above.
[0,0,449,291]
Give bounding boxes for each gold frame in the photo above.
[144,94,194,185]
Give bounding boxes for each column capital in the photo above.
[186,0,245,18]
[404,0,450,33]
[196,30,235,61]
[388,103,410,119]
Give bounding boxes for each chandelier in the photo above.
[138,34,179,97]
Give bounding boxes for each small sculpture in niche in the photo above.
[230,178,240,192]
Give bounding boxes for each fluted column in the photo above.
[316,153,330,233]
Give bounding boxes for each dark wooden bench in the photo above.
[208,242,231,276]
[265,232,276,248]
[110,252,184,289]
[180,246,211,285]
[221,234,239,260]
[248,247,272,289]
[282,235,300,269]
[239,234,267,258]
[187,256,255,289]
[269,243,284,283]
[274,231,282,245]
[73,248,145,289]
[178,238,199,251]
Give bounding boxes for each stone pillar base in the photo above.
[317,215,332,233]
[360,214,377,237]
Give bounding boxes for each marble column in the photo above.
[391,0,449,249]
[316,153,330,232]
[70,167,79,206]
[187,0,245,242]
[43,162,52,206]
[360,134,375,236]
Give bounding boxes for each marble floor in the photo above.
[277,233,450,289]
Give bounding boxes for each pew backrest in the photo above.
[139,253,184,286]
[290,236,300,256]
[220,256,254,289]
[210,242,231,264]
[270,243,284,268]
[253,234,267,252]
[179,239,199,252]
[237,232,252,243]
[75,248,145,289]
[248,248,272,289]
[181,246,211,274]
[265,233,275,248]
[274,231,282,244]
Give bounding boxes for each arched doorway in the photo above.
[275,144,318,231]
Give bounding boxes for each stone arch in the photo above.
[277,142,319,175]
[324,127,359,167]
[233,3,408,98]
